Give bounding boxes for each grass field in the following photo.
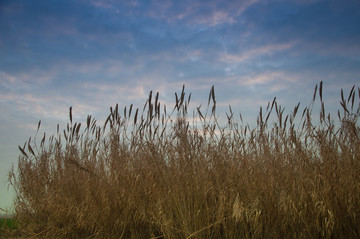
[0,217,16,230]
[6,83,360,238]
[0,216,18,238]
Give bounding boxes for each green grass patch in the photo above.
[0,217,17,230]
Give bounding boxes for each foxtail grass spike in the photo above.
[129,104,133,118]
[155,92,159,111]
[348,85,355,102]
[313,84,318,102]
[175,92,179,110]
[37,120,41,132]
[134,108,138,125]
[148,90,152,104]
[319,81,323,102]
[115,103,118,119]
[18,145,28,158]
[69,107,72,124]
[211,85,216,104]
[293,102,300,118]
[86,115,91,130]
[341,89,345,104]
[40,133,46,147]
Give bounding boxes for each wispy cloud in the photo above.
[141,0,258,27]
[88,0,115,9]
[187,0,259,27]
[220,42,296,63]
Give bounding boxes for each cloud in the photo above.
[185,9,236,27]
[138,0,258,27]
[0,91,67,122]
[240,71,293,86]
[185,0,258,27]
[88,0,114,9]
[1,0,359,116]
[220,42,295,63]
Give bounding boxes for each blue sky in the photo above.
[1,0,360,212]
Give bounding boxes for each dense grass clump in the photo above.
[8,83,360,238]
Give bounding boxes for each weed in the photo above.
[8,83,360,238]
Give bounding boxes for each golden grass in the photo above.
[7,83,360,238]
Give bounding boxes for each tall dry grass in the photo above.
[8,83,360,238]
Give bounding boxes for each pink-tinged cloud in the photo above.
[60,60,144,78]
[0,72,17,84]
[220,42,296,63]
[0,70,55,85]
[81,82,147,103]
[88,0,114,9]
[175,49,203,62]
[146,0,174,20]
[145,0,258,27]
[1,89,103,123]
[240,71,296,86]
[189,10,236,26]
[189,0,258,26]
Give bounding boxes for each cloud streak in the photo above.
[220,42,296,63]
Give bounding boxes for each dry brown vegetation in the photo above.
[7,83,360,238]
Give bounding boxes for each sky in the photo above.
[1,0,360,213]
